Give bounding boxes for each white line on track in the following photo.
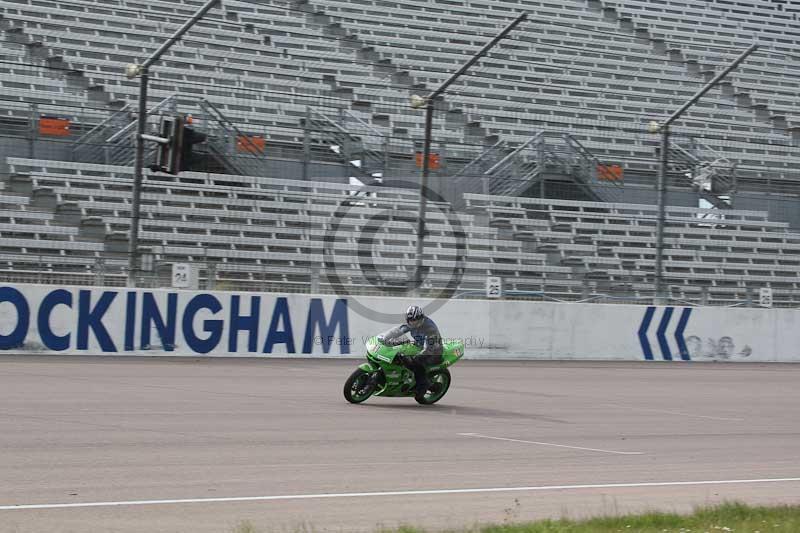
[3,478,800,511]
[458,432,644,455]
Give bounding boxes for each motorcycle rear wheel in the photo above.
[343,368,375,404]
[415,368,451,405]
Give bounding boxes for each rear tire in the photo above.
[415,368,451,405]
[344,369,375,404]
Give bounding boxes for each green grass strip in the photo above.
[233,502,800,532]
[386,502,800,533]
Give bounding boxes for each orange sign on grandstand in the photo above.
[237,135,266,154]
[38,117,70,137]
[415,152,440,170]
[598,164,623,182]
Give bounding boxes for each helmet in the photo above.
[405,305,424,326]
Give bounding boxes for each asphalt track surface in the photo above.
[2,356,800,533]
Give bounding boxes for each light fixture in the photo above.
[409,94,427,109]
[125,63,142,79]
[647,120,662,133]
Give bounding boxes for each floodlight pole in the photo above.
[651,43,757,304]
[412,12,527,295]
[127,0,221,287]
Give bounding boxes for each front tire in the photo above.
[344,368,375,404]
[415,368,451,405]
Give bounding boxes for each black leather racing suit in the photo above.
[379,317,443,394]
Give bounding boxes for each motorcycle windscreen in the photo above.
[369,343,418,364]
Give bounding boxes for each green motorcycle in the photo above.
[343,336,465,405]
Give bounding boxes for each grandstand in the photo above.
[0,0,798,306]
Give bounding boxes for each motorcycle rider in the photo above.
[378,305,443,397]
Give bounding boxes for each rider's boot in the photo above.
[412,365,429,398]
[414,373,432,399]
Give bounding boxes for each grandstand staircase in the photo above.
[479,133,547,197]
[667,139,736,209]
[301,109,387,179]
[195,99,271,177]
[69,96,270,177]
[71,95,177,166]
[562,135,624,203]
[451,139,509,194]
[451,132,623,207]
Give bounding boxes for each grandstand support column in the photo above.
[412,101,435,295]
[411,12,528,295]
[382,136,389,179]
[650,42,758,304]
[537,137,545,198]
[653,125,669,303]
[128,69,149,287]
[302,106,311,180]
[126,0,221,287]
[28,103,38,158]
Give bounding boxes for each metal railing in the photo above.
[483,132,545,196]
[2,262,797,308]
[563,134,625,203]
[70,104,132,162]
[70,95,177,166]
[305,108,387,179]
[195,99,271,177]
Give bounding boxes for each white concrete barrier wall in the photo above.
[0,283,796,361]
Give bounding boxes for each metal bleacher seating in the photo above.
[0,0,469,149]
[4,156,798,304]
[4,158,597,296]
[0,183,118,285]
[0,0,798,305]
[299,0,800,189]
[464,192,800,304]
[2,0,797,176]
[603,0,799,126]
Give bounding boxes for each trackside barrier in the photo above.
[0,284,797,361]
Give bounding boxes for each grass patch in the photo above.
[378,502,800,532]
[232,521,259,533]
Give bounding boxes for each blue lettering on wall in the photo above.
[0,286,29,349]
[1,287,357,356]
[302,298,349,354]
[142,292,177,351]
[229,295,260,353]
[38,289,72,351]
[77,290,118,352]
[263,297,295,354]
[124,292,136,351]
[182,294,222,354]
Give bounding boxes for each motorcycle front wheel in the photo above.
[415,368,451,405]
[343,368,376,404]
